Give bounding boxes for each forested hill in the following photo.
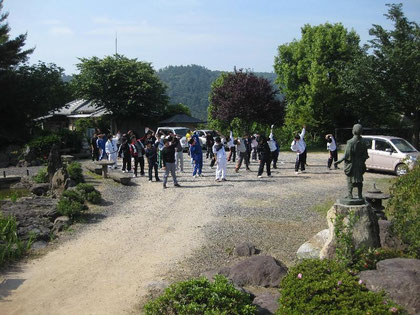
[157,65,277,121]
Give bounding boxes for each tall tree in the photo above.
[274,23,361,137]
[368,3,420,148]
[0,0,33,70]
[208,70,284,134]
[72,55,168,125]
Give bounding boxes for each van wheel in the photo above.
[395,163,408,176]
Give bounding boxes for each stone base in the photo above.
[320,202,380,259]
[337,197,365,205]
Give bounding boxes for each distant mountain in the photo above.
[158,65,278,121]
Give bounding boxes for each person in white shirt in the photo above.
[268,125,279,169]
[290,125,307,174]
[326,134,339,170]
[105,134,118,169]
[251,135,258,161]
[213,137,227,181]
[235,136,250,172]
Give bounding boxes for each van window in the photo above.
[391,139,417,153]
[363,138,373,149]
[375,139,393,151]
[173,129,188,137]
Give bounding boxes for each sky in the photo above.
[3,0,420,75]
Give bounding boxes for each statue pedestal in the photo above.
[320,202,380,260]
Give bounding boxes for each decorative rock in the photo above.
[359,258,420,314]
[85,163,103,175]
[52,216,71,233]
[108,172,131,185]
[320,202,380,259]
[145,281,170,295]
[235,242,258,257]
[297,229,329,260]
[219,255,288,287]
[48,144,62,182]
[31,240,48,250]
[253,292,280,314]
[30,183,50,196]
[64,178,76,189]
[378,220,406,250]
[51,167,69,193]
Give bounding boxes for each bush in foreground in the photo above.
[277,259,404,314]
[144,275,256,314]
[386,164,420,257]
[32,167,49,183]
[76,183,101,204]
[57,190,86,218]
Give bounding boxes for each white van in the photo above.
[156,127,189,150]
[362,135,419,175]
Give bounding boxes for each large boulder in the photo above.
[320,202,380,259]
[48,144,62,182]
[359,258,420,314]
[219,256,288,288]
[253,292,280,314]
[297,229,329,260]
[0,196,59,241]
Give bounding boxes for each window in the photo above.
[363,138,373,149]
[391,139,417,153]
[375,139,393,151]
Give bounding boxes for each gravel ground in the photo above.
[0,151,394,314]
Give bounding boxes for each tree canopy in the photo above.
[208,70,284,134]
[72,54,168,124]
[274,22,361,138]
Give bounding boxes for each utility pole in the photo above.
[115,32,118,55]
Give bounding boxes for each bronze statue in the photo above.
[335,124,369,204]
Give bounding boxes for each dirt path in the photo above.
[0,152,394,314]
[0,173,214,314]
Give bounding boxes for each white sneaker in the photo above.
[258,175,262,178]
[295,171,299,175]
[132,174,137,178]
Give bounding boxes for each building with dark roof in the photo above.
[159,114,204,130]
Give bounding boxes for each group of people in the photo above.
[90,125,339,188]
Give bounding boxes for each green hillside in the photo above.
[158,65,277,121]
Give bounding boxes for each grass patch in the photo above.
[312,198,335,216]
[86,171,102,180]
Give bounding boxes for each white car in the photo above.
[362,135,419,176]
[156,127,189,150]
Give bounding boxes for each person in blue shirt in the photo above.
[96,134,107,160]
[190,132,203,177]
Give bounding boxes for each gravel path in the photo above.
[0,152,394,314]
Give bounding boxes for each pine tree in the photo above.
[0,0,34,70]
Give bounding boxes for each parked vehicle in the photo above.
[156,127,189,150]
[362,135,419,176]
[196,130,226,149]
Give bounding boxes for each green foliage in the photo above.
[386,164,420,257]
[32,167,49,183]
[334,211,359,267]
[67,161,84,184]
[0,214,33,266]
[277,259,404,314]
[144,275,257,314]
[28,133,61,160]
[76,183,101,204]
[274,22,361,137]
[162,103,191,119]
[61,189,85,204]
[352,248,410,272]
[72,54,168,124]
[57,198,84,218]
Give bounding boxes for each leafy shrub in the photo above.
[0,214,33,266]
[32,167,49,183]
[144,275,257,314]
[76,183,101,204]
[57,190,86,217]
[352,247,410,272]
[28,133,61,159]
[67,161,84,184]
[386,164,420,257]
[277,259,404,314]
[57,198,84,218]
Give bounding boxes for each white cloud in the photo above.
[50,27,74,35]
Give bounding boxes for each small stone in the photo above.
[235,242,258,256]
[53,216,71,233]
[31,241,48,250]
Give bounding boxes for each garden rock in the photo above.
[359,258,420,314]
[51,167,68,193]
[235,242,258,256]
[52,216,71,234]
[24,145,37,163]
[31,240,48,250]
[48,144,62,182]
[253,292,280,314]
[30,183,50,196]
[0,196,59,241]
[219,255,288,287]
[378,220,406,250]
[297,229,329,259]
[320,203,380,259]
[64,178,76,189]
